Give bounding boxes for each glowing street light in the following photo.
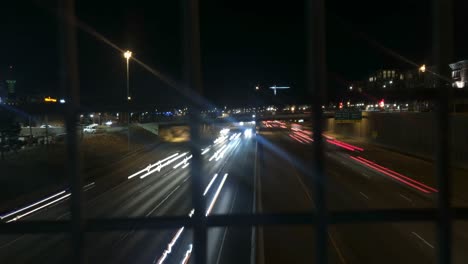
[123,50,132,152]
[124,50,132,101]
[255,86,259,90]
[349,86,353,90]
[419,64,426,73]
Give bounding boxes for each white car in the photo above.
[83,124,98,133]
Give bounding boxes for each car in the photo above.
[83,124,98,133]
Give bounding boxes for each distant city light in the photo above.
[379,99,385,108]
[252,114,256,118]
[389,80,393,84]
[255,86,259,90]
[127,96,132,101]
[105,121,113,126]
[44,97,57,103]
[90,114,94,118]
[349,86,353,90]
[59,99,66,104]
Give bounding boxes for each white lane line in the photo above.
[145,185,182,217]
[412,232,434,249]
[359,192,369,200]
[215,184,239,264]
[400,194,413,203]
[0,190,67,220]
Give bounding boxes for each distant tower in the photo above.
[6,65,16,99]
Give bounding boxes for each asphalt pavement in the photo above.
[256,129,468,264]
[0,130,256,264]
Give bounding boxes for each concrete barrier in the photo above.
[325,112,468,166]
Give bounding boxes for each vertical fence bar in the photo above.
[306,0,328,263]
[433,0,453,263]
[183,0,206,263]
[59,0,84,263]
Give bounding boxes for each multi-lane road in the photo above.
[1,122,467,264]
[0,129,256,264]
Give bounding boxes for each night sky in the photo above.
[1,0,467,106]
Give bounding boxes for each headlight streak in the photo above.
[6,193,71,223]
[173,155,193,169]
[140,153,188,179]
[201,148,210,155]
[205,173,229,216]
[203,173,219,196]
[180,244,193,264]
[156,172,230,264]
[0,190,67,220]
[128,153,180,179]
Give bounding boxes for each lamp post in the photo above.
[124,50,132,151]
[124,50,132,101]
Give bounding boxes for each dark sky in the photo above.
[1,0,467,106]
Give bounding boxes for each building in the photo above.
[449,60,468,89]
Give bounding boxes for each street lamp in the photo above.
[349,86,353,91]
[124,50,132,101]
[255,86,259,90]
[124,50,132,152]
[419,64,426,73]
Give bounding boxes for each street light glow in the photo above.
[127,96,132,101]
[419,64,426,73]
[124,50,132,59]
[255,86,259,90]
[349,86,353,90]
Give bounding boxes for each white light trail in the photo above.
[203,173,219,196]
[201,148,210,155]
[140,152,188,179]
[180,244,193,264]
[181,163,190,169]
[6,193,71,222]
[206,173,228,216]
[156,227,185,264]
[128,153,180,179]
[173,155,193,169]
[1,190,67,220]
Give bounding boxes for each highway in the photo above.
[257,122,468,264]
[0,129,256,264]
[1,122,468,263]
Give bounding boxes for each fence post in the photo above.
[307,0,328,263]
[433,0,453,263]
[59,0,84,263]
[183,0,206,263]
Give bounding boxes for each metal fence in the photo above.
[1,0,467,263]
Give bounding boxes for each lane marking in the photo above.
[412,232,434,249]
[289,163,347,264]
[400,194,413,203]
[215,184,239,264]
[145,184,182,217]
[328,232,347,264]
[359,192,369,200]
